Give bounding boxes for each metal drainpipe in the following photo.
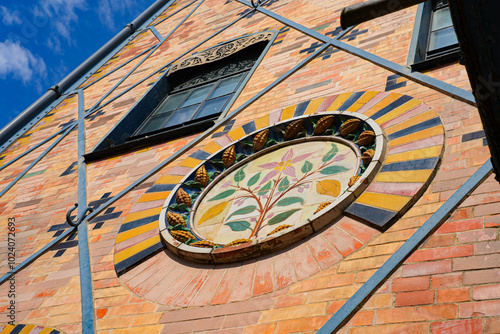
[0,0,172,147]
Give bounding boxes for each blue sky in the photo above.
[0,0,153,132]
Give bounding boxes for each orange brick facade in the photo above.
[0,0,499,333]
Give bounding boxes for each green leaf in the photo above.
[241,140,254,148]
[234,168,246,183]
[169,203,190,212]
[322,143,339,162]
[210,159,226,169]
[247,172,261,187]
[257,181,272,196]
[324,128,334,135]
[278,177,290,192]
[227,205,257,220]
[266,138,278,147]
[301,161,313,174]
[236,153,246,162]
[276,197,304,206]
[208,189,237,201]
[320,166,350,175]
[184,180,203,190]
[168,224,191,231]
[190,192,200,201]
[225,220,252,231]
[268,209,301,225]
[208,171,220,181]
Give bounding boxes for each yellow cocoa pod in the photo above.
[253,129,269,152]
[314,201,332,214]
[167,211,186,226]
[314,115,334,135]
[348,175,360,187]
[195,165,210,187]
[170,230,195,243]
[191,240,217,248]
[358,130,375,147]
[284,120,303,140]
[224,238,252,248]
[340,119,361,136]
[362,149,374,165]
[316,179,341,197]
[222,146,236,168]
[267,224,293,236]
[176,188,192,207]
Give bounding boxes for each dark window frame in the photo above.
[408,0,460,71]
[85,31,277,162]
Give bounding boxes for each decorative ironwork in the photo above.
[169,32,274,74]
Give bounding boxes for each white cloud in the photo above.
[0,40,47,84]
[0,6,22,25]
[34,0,87,42]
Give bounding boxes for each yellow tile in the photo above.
[347,91,379,112]
[384,109,436,135]
[375,99,423,126]
[18,325,36,334]
[180,157,202,168]
[304,97,325,115]
[138,191,171,203]
[388,126,444,147]
[123,207,162,224]
[38,329,55,334]
[116,221,158,244]
[227,127,246,141]
[385,145,442,164]
[374,170,433,183]
[363,93,401,117]
[157,174,184,184]
[356,192,410,211]
[326,92,352,111]
[136,147,152,154]
[0,326,15,334]
[203,141,222,154]
[115,235,161,264]
[281,105,296,120]
[254,114,270,130]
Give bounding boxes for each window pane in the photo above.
[209,74,244,99]
[428,27,458,51]
[194,96,230,119]
[179,84,215,107]
[153,91,189,115]
[431,7,453,31]
[163,104,200,127]
[136,113,172,135]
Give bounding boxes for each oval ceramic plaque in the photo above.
[160,112,386,263]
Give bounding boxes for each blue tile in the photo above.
[344,202,397,230]
[462,130,485,142]
[370,95,413,121]
[293,101,310,117]
[388,117,441,140]
[146,183,176,193]
[338,92,364,111]
[52,240,79,250]
[118,215,159,233]
[115,241,163,275]
[242,121,257,134]
[10,325,26,334]
[380,157,440,172]
[189,149,211,160]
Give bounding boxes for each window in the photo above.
[408,0,460,71]
[131,57,256,139]
[86,32,275,162]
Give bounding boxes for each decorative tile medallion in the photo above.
[159,112,386,263]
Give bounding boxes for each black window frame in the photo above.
[408,0,461,71]
[85,31,276,162]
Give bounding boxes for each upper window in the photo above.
[408,0,460,71]
[86,32,275,162]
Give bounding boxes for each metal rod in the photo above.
[340,0,426,30]
[318,159,493,333]
[149,0,199,27]
[0,124,76,200]
[76,90,95,333]
[235,0,476,107]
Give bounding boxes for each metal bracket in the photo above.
[66,203,94,227]
[250,0,263,9]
